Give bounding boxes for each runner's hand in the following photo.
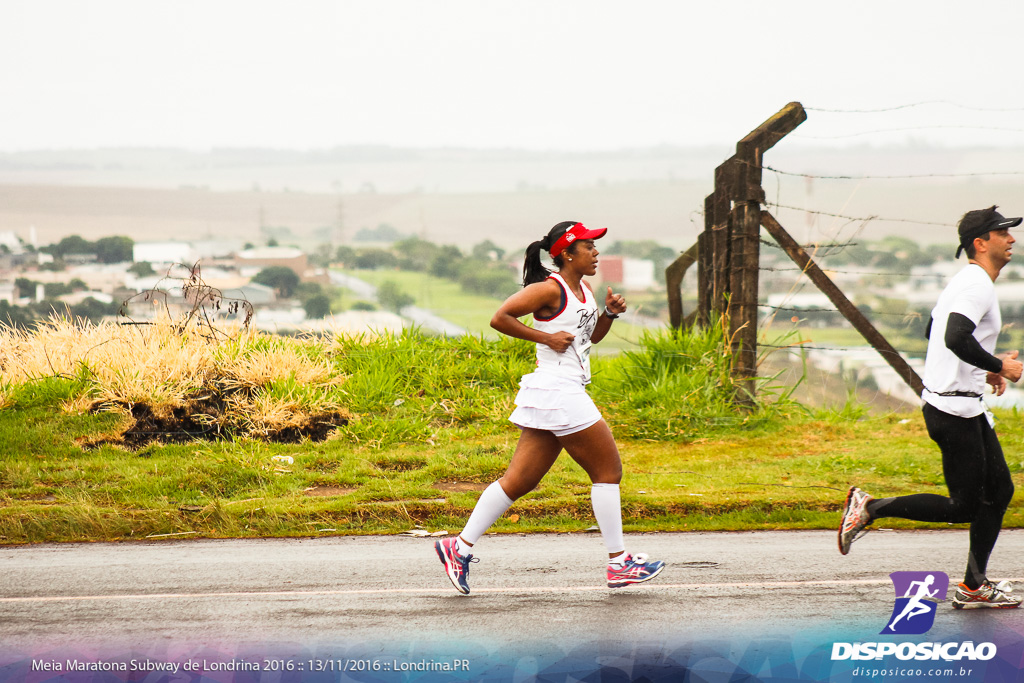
[998,350,1023,383]
[605,287,626,316]
[987,371,1008,396]
[545,331,575,353]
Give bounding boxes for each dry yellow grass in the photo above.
[0,315,351,441]
[0,314,212,406]
[214,334,342,391]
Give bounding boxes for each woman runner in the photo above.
[435,221,665,594]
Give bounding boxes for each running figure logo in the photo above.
[882,571,949,635]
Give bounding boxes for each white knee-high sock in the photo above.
[591,483,626,557]
[459,481,515,546]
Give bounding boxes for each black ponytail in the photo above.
[522,221,577,286]
[523,239,550,286]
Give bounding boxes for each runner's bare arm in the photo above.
[491,280,575,352]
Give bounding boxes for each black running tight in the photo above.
[867,403,1014,589]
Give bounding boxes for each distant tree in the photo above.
[355,249,398,270]
[267,238,279,247]
[69,278,88,291]
[309,243,335,268]
[252,266,300,298]
[377,280,415,312]
[925,244,958,262]
[129,262,155,277]
[94,236,134,263]
[39,260,66,272]
[394,236,443,272]
[303,294,332,319]
[350,301,376,311]
[334,245,357,266]
[354,223,405,243]
[471,240,505,262]
[296,282,324,300]
[430,245,465,279]
[46,235,94,258]
[459,265,518,299]
[68,298,118,324]
[0,301,32,328]
[243,242,255,250]
[44,282,74,298]
[14,278,37,299]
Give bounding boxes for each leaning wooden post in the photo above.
[761,211,925,397]
[666,243,698,329]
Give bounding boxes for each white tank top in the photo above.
[533,273,600,384]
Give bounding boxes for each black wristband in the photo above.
[603,306,619,319]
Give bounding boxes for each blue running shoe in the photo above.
[607,553,665,588]
[435,537,478,595]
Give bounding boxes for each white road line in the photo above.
[0,578,909,604]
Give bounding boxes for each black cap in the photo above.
[955,206,1022,258]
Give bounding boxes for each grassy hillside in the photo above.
[4,318,1024,545]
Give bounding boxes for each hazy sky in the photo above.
[3,1,1023,152]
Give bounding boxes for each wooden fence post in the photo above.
[666,243,698,329]
[673,101,925,402]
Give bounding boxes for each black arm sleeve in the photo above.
[944,312,1003,373]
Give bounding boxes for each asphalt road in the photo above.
[4,529,1024,655]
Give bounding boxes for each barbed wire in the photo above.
[758,237,859,251]
[806,102,1024,113]
[691,102,1023,409]
[759,342,916,358]
[764,202,954,228]
[759,266,919,276]
[696,204,937,233]
[760,162,1024,181]
[692,196,957,233]
[758,303,922,319]
[794,124,1024,140]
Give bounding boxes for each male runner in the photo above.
[839,205,1024,609]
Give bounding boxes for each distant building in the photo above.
[58,291,115,306]
[133,242,196,267]
[594,256,656,290]
[234,246,307,278]
[191,240,244,261]
[220,282,277,306]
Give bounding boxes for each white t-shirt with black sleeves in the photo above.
[921,263,1001,418]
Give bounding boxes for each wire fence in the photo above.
[700,101,1024,406]
[805,101,1024,113]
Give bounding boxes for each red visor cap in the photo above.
[548,223,608,259]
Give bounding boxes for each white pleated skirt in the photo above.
[508,371,602,437]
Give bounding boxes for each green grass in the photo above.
[7,405,1024,544]
[7,324,1024,544]
[347,269,507,337]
